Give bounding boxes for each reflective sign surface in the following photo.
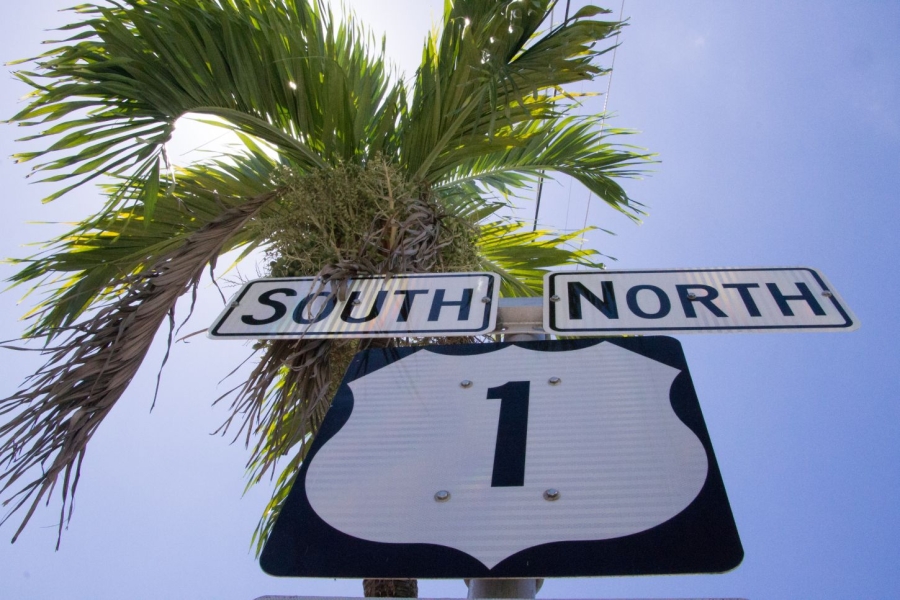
[209,273,498,339]
[261,337,742,578]
[545,267,857,335]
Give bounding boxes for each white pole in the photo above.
[466,578,543,599]
[466,314,546,599]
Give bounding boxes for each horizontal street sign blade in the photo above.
[209,273,498,339]
[544,267,857,335]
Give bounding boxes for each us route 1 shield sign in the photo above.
[208,273,498,339]
[544,267,858,336]
[260,337,743,578]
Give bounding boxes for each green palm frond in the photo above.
[478,220,606,296]
[436,117,652,220]
[8,145,283,336]
[11,0,402,208]
[400,0,624,179]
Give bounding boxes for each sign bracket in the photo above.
[494,297,543,336]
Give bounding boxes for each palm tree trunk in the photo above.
[362,578,418,598]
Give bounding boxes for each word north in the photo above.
[545,267,857,335]
[208,273,499,339]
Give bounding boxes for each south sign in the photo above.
[208,273,498,339]
[544,267,857,335]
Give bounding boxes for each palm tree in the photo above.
[0,0,648,592]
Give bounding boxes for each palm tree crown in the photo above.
[0,0,650,551]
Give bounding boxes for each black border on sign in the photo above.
[260,337,744,579]
[546,267,856,333]
[209,273,496,337]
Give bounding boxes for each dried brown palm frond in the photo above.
[0,189,281,546]
[216,338,341,481]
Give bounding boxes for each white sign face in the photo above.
[304,343,707,569]
[260,338,742,577]
[544,267,858,335]
[208,273,498,338]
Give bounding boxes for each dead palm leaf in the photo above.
[0,189,280,545]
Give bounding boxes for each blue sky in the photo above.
[1,1,898,599]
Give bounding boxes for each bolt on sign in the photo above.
[544,267,858,336]
[208,273,498,339]
[260,337,743,578]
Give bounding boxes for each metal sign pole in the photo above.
[465,318,546,600]
[466,578,543,599]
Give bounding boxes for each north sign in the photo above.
[208,273,498,339]
[545,267,857,336]
[260,337,743,578]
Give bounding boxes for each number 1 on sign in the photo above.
[487,381,530,487]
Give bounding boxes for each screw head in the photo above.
[550,295,561,302]
[543,488,560,501]
[352,298,362,305]
[460,380,473,388]
[548,377,561,385]
[686,292,698,300]
[481,296,491,304]
[822,290,834,298]
[434,490,451,502]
